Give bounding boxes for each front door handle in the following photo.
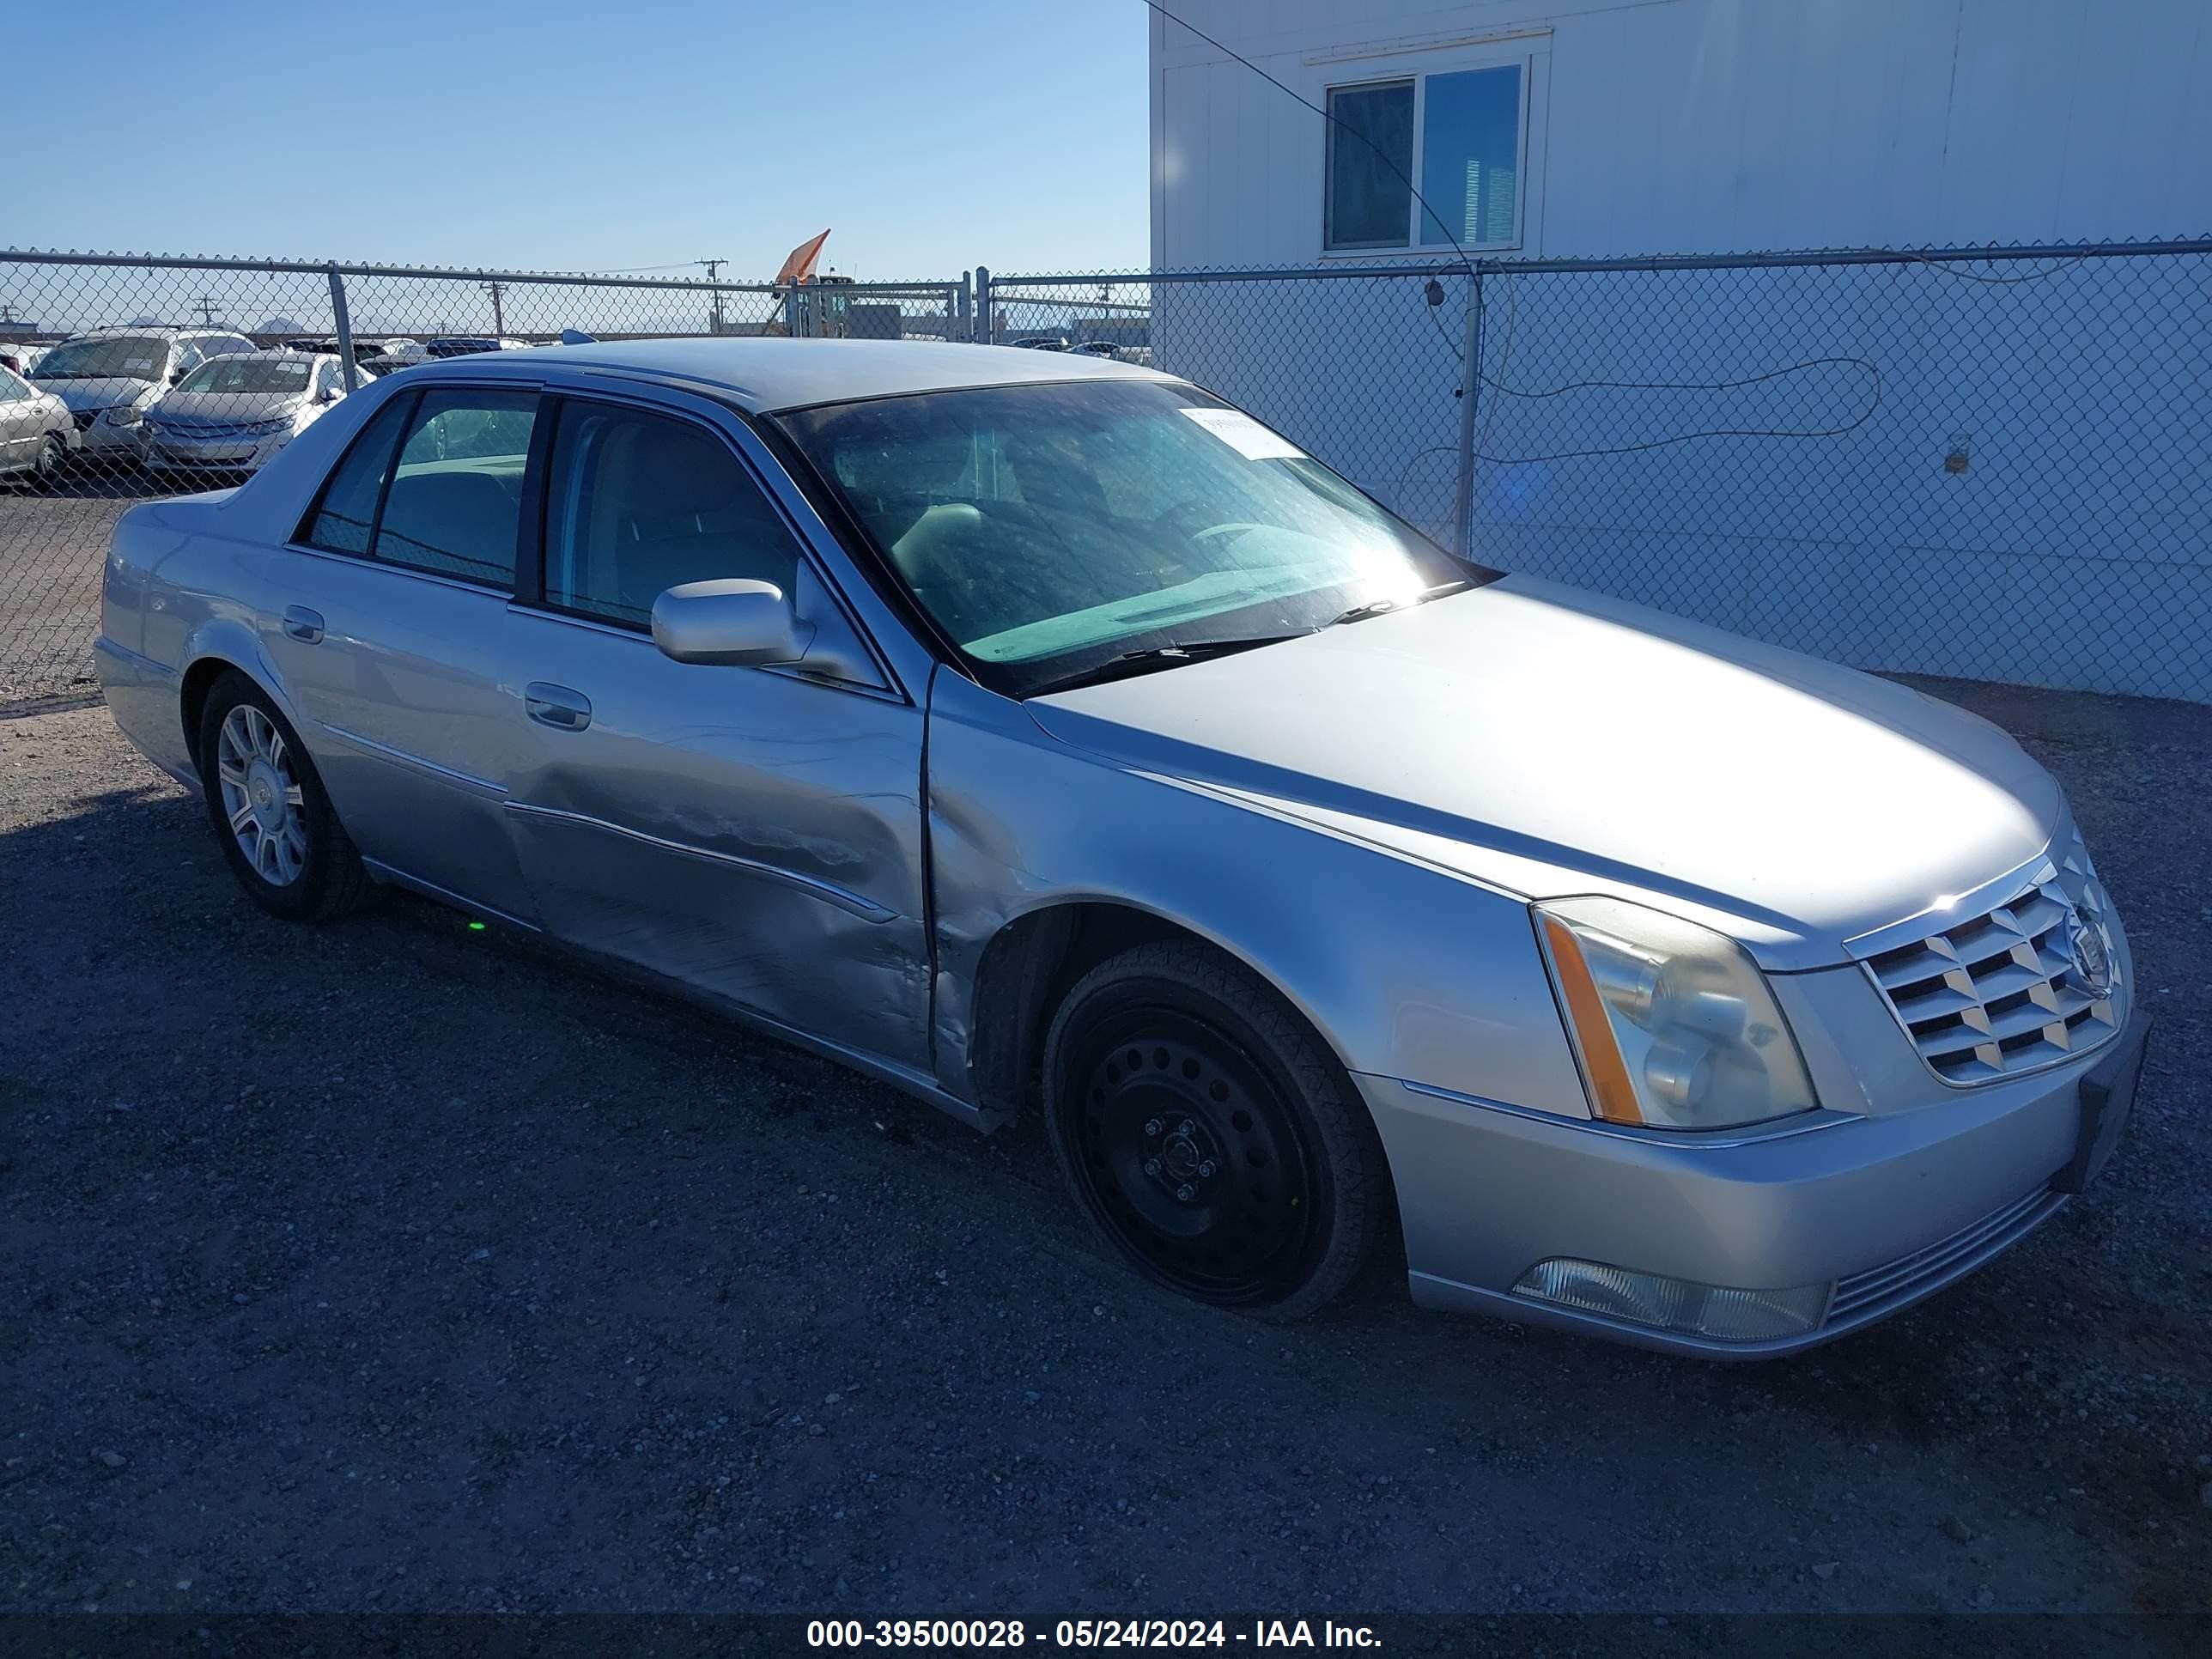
[524,682,592,732]
[282,605,325,644]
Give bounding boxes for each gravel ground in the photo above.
[2,678,2207,1620]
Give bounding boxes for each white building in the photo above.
[1145,0,2212,701]
[1150,0,2211,265]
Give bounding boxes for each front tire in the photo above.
[1042,940,1387,1321]
[196,672,372,921]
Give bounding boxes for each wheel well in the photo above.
[179,657,241,772]
[969,903,1407,1270]
[964,903,1255,1118]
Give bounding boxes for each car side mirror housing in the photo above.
[652,579,805,666]
[651,568,884,685]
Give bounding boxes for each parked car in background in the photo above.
[1008,335,1069,351]
[358,339,432,374]
[91,339,2147,1357]
[424,336,526,358]
[281,337,392,371]
[30,326,256,460]
[1,343,48,376]
[140,351,352,477]
[0,362,76,481]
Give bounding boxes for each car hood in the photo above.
[149,389,305,423]
[1023,575,2063,969]
[42,376,159,410]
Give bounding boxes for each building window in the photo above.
[1325,61,1526,252]
[1325,81,1414,250]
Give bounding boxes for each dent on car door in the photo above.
[500,393,933,1071]
[262,385,544,922]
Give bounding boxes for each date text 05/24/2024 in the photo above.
[806,1619,1382,1649]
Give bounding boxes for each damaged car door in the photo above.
[499,386,932,1071]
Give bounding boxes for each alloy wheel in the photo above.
[216,703,308,887]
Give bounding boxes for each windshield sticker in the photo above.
[1176,406,1304,461]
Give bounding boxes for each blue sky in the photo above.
[14,0,1151,279]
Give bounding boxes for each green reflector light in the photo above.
[468,921,486,932]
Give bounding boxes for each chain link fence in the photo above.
[0,252,969,701]
[3,240,2207,705]
[987,240,2212,706]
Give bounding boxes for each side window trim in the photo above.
[359,389,421,568]
[512,394,561,610]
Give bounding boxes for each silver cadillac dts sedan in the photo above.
[94,339,2150,1356]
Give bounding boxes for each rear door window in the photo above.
[372,390,538,587]
[301,396,414,555]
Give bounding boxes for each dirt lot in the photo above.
[2,680,2207,1620]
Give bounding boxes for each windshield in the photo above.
[177,356,316,396]
[780,380,1481,696]
[32,336,170,381]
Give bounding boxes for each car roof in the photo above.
[430,337,1173,413]
[76,325,245,339]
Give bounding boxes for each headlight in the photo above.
[102,405,143,426]
[1534,896,1818,1130]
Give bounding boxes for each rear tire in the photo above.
[1042,940,1386,1322]
[196,671,373,922]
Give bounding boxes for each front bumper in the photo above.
[72,416,149,454]
[1359,1009,2147,1358]
[143,430,289,471]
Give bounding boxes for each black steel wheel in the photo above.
[1042,940,1387,1320]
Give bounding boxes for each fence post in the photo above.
[327,266,357,392]
[974,265,991,344]
[1451,267,1486,558]
[957,273,973,343]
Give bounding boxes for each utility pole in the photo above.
[194,294,222,325]
[696,258,726,336]
[480,281,508,337]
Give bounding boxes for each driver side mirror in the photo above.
[651,570,882,684]
[651,579,805,666]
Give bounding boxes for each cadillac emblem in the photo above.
[2067,907,2115,1000]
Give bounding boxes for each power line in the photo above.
[1139,0,1476,278]
[577,259,704,275]
[697,258,728,334]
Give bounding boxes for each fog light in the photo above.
[1512,1258,1830,1342]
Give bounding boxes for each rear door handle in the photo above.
[282,605,325,643]
[524,682,592,732]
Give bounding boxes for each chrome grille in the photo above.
[1863,827,2124,1085]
